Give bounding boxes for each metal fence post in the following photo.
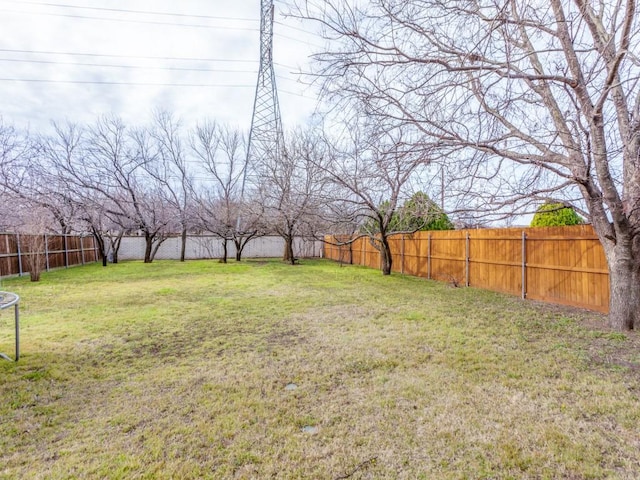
[465,232,470,287]
[15,302,20,361]
[522,231,527,299]
[16,234,23,277]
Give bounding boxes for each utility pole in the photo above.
[242,0,285,197]
[441,166,445,210]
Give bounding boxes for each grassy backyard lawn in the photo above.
[1,259,639,479]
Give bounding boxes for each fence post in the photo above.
[349,238,353,265]
[80,235,85,265]
[2,234,8,277]
[465,232,470,287]
[5,235,9,275]
[16,234,23,277]
[521,231,527,299]
[64,234,69,268]
[401,234,405,274]
[427,233,432,280]
[44,234,50,272]
[94,235,98,263]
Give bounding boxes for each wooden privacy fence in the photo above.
[325,225,610,313]
[0,233,99,278]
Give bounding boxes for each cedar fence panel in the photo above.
[324,225,610,313]
[0,233,98,278]
[427,230,468,285]
[467,228,523,297]
[524,226,608,312]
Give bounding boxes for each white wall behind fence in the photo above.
[118,236,323,261]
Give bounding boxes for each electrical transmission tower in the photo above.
[243,0,285,194]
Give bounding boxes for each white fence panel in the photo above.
[117,235,323,261]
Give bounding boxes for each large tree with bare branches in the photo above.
[320,118,435,274]
[191,121,263,262]
[294,0,640,330]
[258,127,328,264]
[144,111,195,262]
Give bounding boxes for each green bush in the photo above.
[530,202,584,227]
[399,192,454,231]
[361,192,454,234]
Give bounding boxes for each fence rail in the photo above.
[0,233,99,278]
[325,225,609,313]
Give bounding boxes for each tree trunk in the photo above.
[607,252,640,330]
[284,237,295,265]
[220,238,228,263]
[234,238,243,262]
[144,234,153,263]
[234,232,258,262]
[180,227,187,262]
[380,235,393,275]
[111,232,124,264]
[149,236,165,263]
[91,228,107,267]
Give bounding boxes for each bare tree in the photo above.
[36,122,123,266]
[294,0,640,330]
[40,116,173,264]
[191,121,263,262]
[258,127,328,264]
[320,118,433,274]
[17,207,52,282]
[146,111,195,262]
[1,119,82,234]
[0,118,29,188]
[85,116,173,263]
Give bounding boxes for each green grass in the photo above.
[1,259,639,479]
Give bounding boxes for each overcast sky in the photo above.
[0,0,322,133]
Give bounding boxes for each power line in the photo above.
[279,88,314,99]
[0,78,255,87]
[0,8,261,30]
[274,62,300,70]
[0,0,259,22]
[0,57,257,74]
[2,9,317,46]
[274,32,324,49]
[0,48,300,70]
[275,75,310,85]
[0,78,316,99]
[2,0,316,36]
[274,20,313,36]
[0,48,257,63]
